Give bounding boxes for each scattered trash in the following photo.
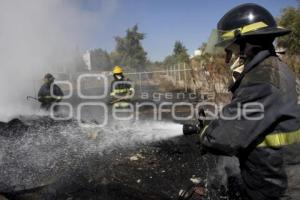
[178,185,205,200]
[87,131,98,140]
[130,156,139,161]
[190,176,202,184]
[130,153,145,161]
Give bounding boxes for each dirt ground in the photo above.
[0,114,238,200]
[8,138,226,200]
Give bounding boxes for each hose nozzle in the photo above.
[183,108,206,136]
[183,124,200,136]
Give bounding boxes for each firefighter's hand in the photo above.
[128,88,135,96]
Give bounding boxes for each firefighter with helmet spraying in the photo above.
[110,66,134,108]
[182,3,300,200]
[38,73,64,111]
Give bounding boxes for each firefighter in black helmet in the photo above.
[197,3,300,200]
[38,73,64,111]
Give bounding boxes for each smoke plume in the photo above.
[0,0,117,121]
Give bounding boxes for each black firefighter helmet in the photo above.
[44,73,55,83]
[216,3,291,48]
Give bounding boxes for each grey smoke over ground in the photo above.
[0,0,118,121]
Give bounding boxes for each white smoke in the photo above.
[0,0,118,121]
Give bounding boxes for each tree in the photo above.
[277,7,300,55]
[163,55,177,66]
[173,41,190,64]
[199,42,207,52]
[90,48,111,70]
[113,25,147,71]
[163,41,190,66]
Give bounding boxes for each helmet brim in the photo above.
[215,27,291,48]
[242,27,291,37]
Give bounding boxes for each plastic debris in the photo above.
[130,153,145,161]
[190,175,202,184]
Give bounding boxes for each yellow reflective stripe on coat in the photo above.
[221,21,268,41]
[113,102,130,108]
[200,125,209,136]
[113,88,130,94]
[41,96,62,99]
[257,129,300,148]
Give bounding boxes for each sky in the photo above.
[75,0,299,61]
